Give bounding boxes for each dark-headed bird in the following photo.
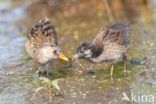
[25,18,68,76]
[72,22,130,77]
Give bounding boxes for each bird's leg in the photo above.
[123,54,128,76]
[42,63,53,77]
[37,64,44,77]
[34,61,41,74]
[37,63,52,77]
[110,63,114,77]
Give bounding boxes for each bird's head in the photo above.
[41,46,69,62]
[72,43,94,61]
[72,42,103,61]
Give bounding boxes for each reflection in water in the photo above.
[0,0,25,68]
[0,1,30,104]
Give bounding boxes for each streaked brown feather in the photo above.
[92,22,130,47]
[27,18,57,48]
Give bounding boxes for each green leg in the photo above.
[123,54,128,76]
[110,64,114,77]
[110,63,115,81]
[37,63,52,77]
[37,64,45,77]
[35,62,42,74]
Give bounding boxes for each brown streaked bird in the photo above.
[25,18,68,76]
[73,22,130,77]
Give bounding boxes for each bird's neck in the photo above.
[91,45,103,58]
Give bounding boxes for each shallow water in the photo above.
[0,0,156,104]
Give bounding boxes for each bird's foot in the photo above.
[124,71,128,77]
[38,70,53,78]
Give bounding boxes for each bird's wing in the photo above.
[92,22,130,47]
[91,27,109,46]
[27,18,58,48]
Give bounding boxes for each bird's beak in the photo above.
[72,54,79,62]
[58,52,69,61]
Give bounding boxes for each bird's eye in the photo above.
[53,50,57,54]
[83,46,88,50]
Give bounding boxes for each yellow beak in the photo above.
[58,52,69,61]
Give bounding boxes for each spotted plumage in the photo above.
[73,22,130,76]
[25,17,68,76]
[27,18,57,48]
